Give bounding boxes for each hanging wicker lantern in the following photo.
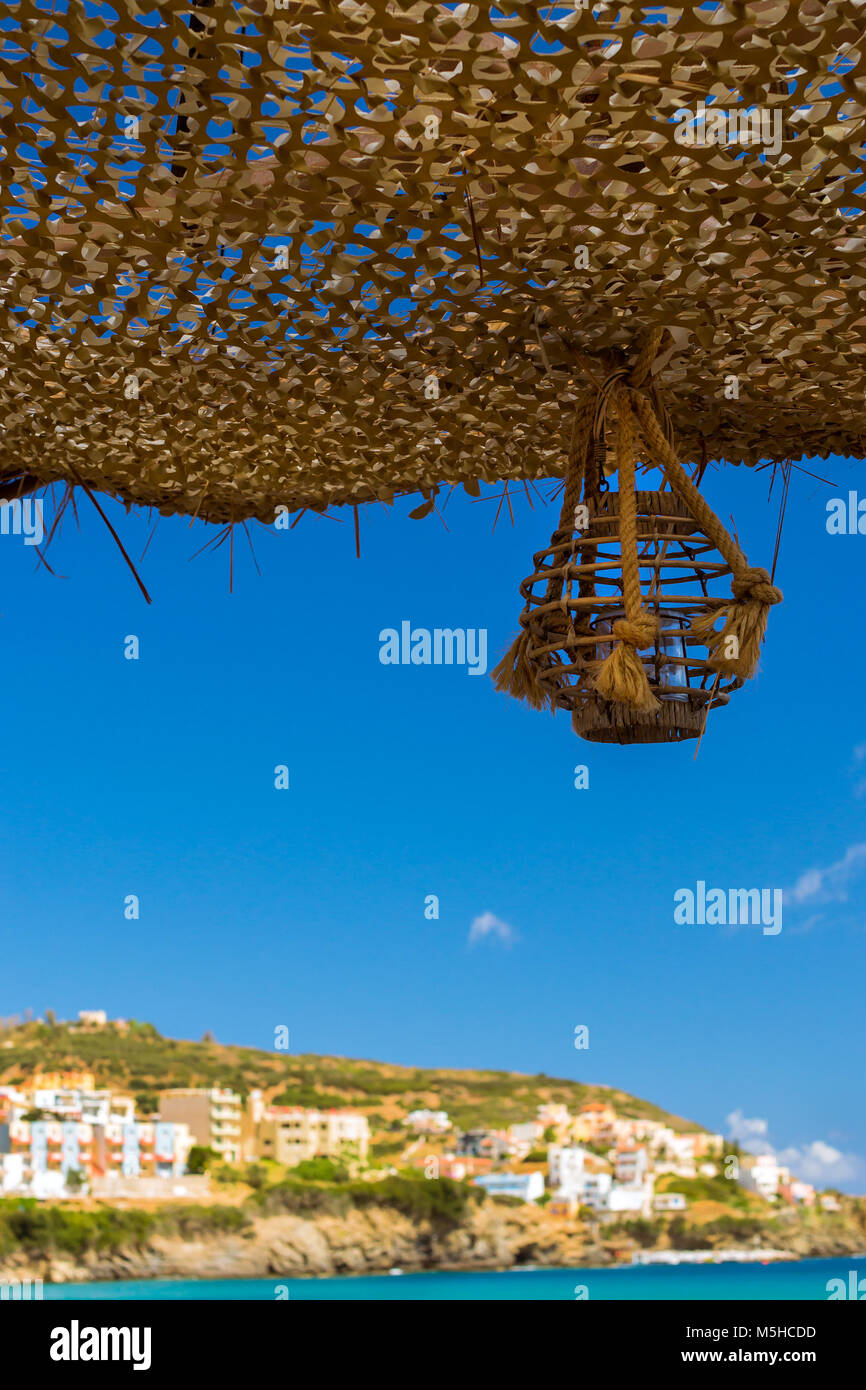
[515,487,741,745]
[493,339,783,745]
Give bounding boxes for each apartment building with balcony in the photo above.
[254,1106,370,1166]
[91,1120,191,1179]
[614,1145,648,1187]
[0,1115,191,1190]
[159,1088,243,1164]
[548,1144,586,1196]
[573,1102,618,1145]
[30,1088,136,1127]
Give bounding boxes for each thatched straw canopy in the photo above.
[1,1,864,523]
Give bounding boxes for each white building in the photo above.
[509,1121,543,1147]
[654,1158,697,1179]
[614,1146,648,1186]
[648,1126,677,1153]
[32,1088,81,1117]
[608,1185,648,1214]
[537,1104,571,1135]
[80,1092,136,1126]
[473,1171,545,1203]
[32,1089,136,1127]
[0,1154,26,1193]
[667,1134,698,1162]
[406,1110,450,1133]
[654,1192,688,1212]
[579,1172,612,1209]
[548,1144,586,1195]
[740,1154,785,1200]
[571,1170,652,1215]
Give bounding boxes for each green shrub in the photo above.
[657,1174,750,1209]
[289,1158,349,1184]
[187,1145,218,1175]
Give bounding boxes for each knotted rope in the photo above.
[580,330,667,710]
[622,389,783,678]
[590,406,660,712]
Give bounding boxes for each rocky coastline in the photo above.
[2,1201,864,1287]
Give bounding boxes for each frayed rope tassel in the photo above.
[592,609,661,713]
[491,627,552,710]
[689,566,782,679]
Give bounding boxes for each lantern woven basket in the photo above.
[492,362,782,742]
[519,488,741,745]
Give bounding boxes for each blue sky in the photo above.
[0,454,864,1190]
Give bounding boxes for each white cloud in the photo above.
[726,1111,865,1187]
[468,911,517,947]
[726,1109,770,1145]
[775,1141,863,1185]
[786,842,866,906]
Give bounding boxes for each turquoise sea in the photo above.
[42,1256,865,1300]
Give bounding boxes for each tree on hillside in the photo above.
[187,1145,218,1175]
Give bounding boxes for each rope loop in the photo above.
[732,566,783,607]
[611,612,658,648]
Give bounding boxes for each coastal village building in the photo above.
[779,1180,816,1207]
[580,1172,613,1209]
[574,1102,618,1145]
[548,1144,586,1195]
[0,1116,191,1195]
[608,1185,649,1214]
[693,1133,725,1158]
[509,1121,544,1151]
[91,1121,192,1180]
[31,1071,96,1092]
[666,1134,701,1164]
[439,1154,492,1180]
[473,1171,545,1203]
[456,1129,510,1161]
[740,1155,789,1200]
[159,1088,244,1165]
[654,1193,688,1212]
[406,1109,450,1134]
[536,1104,572,1138]
[253,1103,370,1165]
[614,1145,648,1186]
[648,1126,677,1154]
[31,1087,135,1127]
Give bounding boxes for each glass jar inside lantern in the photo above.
[591,608,691,704]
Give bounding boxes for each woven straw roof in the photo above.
[1,1,864,523]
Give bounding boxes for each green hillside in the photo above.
[0,1017,706,1134]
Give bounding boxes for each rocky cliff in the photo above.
[2,1200,864,1286]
